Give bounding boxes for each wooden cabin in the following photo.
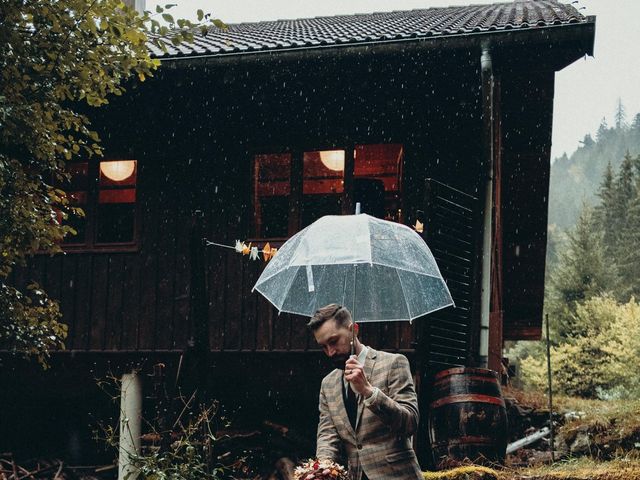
[4,0,595,466]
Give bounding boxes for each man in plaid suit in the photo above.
[308,304,422,480]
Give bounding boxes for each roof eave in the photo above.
[155,19,596,71]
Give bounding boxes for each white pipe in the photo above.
[479,177,492,364]
[118,372,142,480]
[479,46,493,366]
[507,427,551,454]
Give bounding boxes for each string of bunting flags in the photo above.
[204,239,279,262]
[202,219,423,262]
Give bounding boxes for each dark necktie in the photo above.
[343,379,357,429]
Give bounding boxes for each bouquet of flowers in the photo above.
[293,459,350,480]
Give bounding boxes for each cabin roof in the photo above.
[148,0,591,60]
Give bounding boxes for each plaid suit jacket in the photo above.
[316,348,422,480]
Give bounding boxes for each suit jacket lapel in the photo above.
[355,348,377,431]
[334,371,357,441]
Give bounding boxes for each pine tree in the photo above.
[609,152,636,259]
[595,161,616,251]
[548,205,619,340]
[596,117,610,142]
[579,133,595,148]
[615,98,627,130]
[617,154,640,298]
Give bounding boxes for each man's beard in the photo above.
[330,353,349,370]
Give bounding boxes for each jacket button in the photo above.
[357,444,363,449]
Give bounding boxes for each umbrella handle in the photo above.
[350,322,355,356]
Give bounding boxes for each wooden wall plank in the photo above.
[121,254,141,350]
[272,311,291,351]
[398,322,416,351]
[289,314,309,351]
[72,255,93,350]
[172,215,191,350]
[223,254,242,350]
[154,206,177,350]
[255,300,273,351]
[137,196,159,350]
[241,262,259,351]
[105,255,125,350]
[378,322,400,351]
[208,249,226,351]
[89,255,109,350]
[45,255,63,303]
[59,255,78,349]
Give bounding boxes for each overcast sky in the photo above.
[148,0,640,160]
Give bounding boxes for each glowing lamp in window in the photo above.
[100,160,136,182]
[319,150,345,172]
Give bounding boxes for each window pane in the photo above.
[96,204,135,243]
[301,150,344,228]
[63,213,88,245]
[303,150,344,195]
[99,189,136,204]
[96,160,137,244]
[254,154,291,238]
[99,160,137,186]
[62,163,89,245]
[354,144,403,221]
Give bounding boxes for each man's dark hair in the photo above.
[307,304,352,331]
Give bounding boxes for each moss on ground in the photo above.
[422,460,640,480]
[423,466,502,480]
[508,458,640,479]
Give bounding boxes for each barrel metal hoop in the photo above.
[432,435,498,447]
[433,375,501,386]
[433,367,499,381]
[429,393,506,409]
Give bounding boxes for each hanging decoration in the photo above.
[206,239,279,262]
[413,219,424,234]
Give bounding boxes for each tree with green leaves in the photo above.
[547,205,619,340]
[521,295,640,399]
[0,0,218,366]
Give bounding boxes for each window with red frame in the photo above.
[253,144,403,238]
[62,160,138,248]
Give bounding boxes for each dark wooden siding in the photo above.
[501,71,555,341]
[9,47,498,354]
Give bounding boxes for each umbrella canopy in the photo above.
[252,214,454,322]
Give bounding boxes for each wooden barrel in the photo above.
[428,367,508,470]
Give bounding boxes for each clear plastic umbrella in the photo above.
[252,213,454,323]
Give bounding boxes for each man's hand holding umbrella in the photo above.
[345,354,373,399]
